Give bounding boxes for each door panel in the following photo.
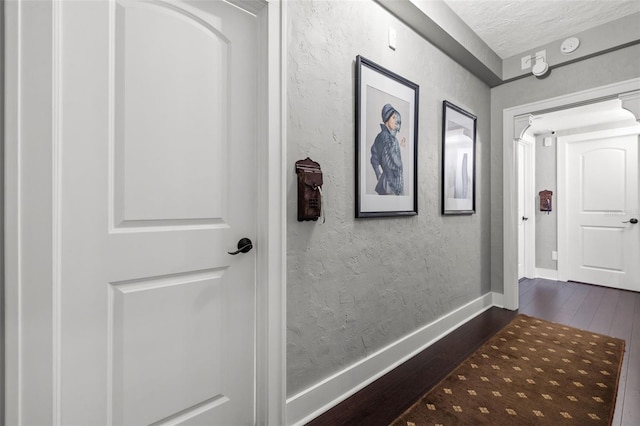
[111,272,225,425]
[115,0,227,224]
[581,227,624,271]
[581,149,625,212]
[565,130,639,291]
[57,1,257,424]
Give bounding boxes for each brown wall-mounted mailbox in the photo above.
[295,158,323,221]
[539,190,553,212]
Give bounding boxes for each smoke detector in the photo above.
[560,37,580,55]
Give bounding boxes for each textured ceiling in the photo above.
[443,0,640,58]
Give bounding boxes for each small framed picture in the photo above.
[355,55,419,218]
[442,101,477,215]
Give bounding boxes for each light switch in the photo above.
[389,28,397,50]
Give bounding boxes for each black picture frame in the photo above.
[441,100,477,215]
[355,55,419,218]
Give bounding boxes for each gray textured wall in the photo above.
[287,0,491,396]
[490,44,640,294]
[535,136,557,271]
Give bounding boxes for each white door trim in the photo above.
[3,0,286,423]
[502,77,640,311]
[4,1,20,422]
[256,1,287,424]
[556,126,640,283]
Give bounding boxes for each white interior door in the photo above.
[11,1,260,424]
[560,127,640,292]
[518,142,526,279]
[517,137,534,280]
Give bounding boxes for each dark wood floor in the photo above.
[307,278,640,425]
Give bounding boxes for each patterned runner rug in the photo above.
[390,314,625,425]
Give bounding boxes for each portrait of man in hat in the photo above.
[370,103,406,195]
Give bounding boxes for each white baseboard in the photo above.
[285,292,498,426]
[535,268,559,280]
[492,291,504,308]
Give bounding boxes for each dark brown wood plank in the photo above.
[569,283,605,329]
[589,287,621,335]
[519,279,573,320]
[519,277,535,299]
[518,279,538,311]
[518,279,549,316]
[552,281,591,325]
[540,281,581,322]
[608,290,637,341]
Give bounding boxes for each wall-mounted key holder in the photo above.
[539,190,553,213]
[295,158,323,221]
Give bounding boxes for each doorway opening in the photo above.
[502,78,640,310]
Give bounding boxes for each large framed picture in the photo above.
[355,55,419,218]
[441,100,477,215]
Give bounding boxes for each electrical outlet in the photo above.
[521,55,532,70]
[552,251,558,261]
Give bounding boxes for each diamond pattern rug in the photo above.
[390,314,625,425]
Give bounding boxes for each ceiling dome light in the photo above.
[532,56,550,78]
